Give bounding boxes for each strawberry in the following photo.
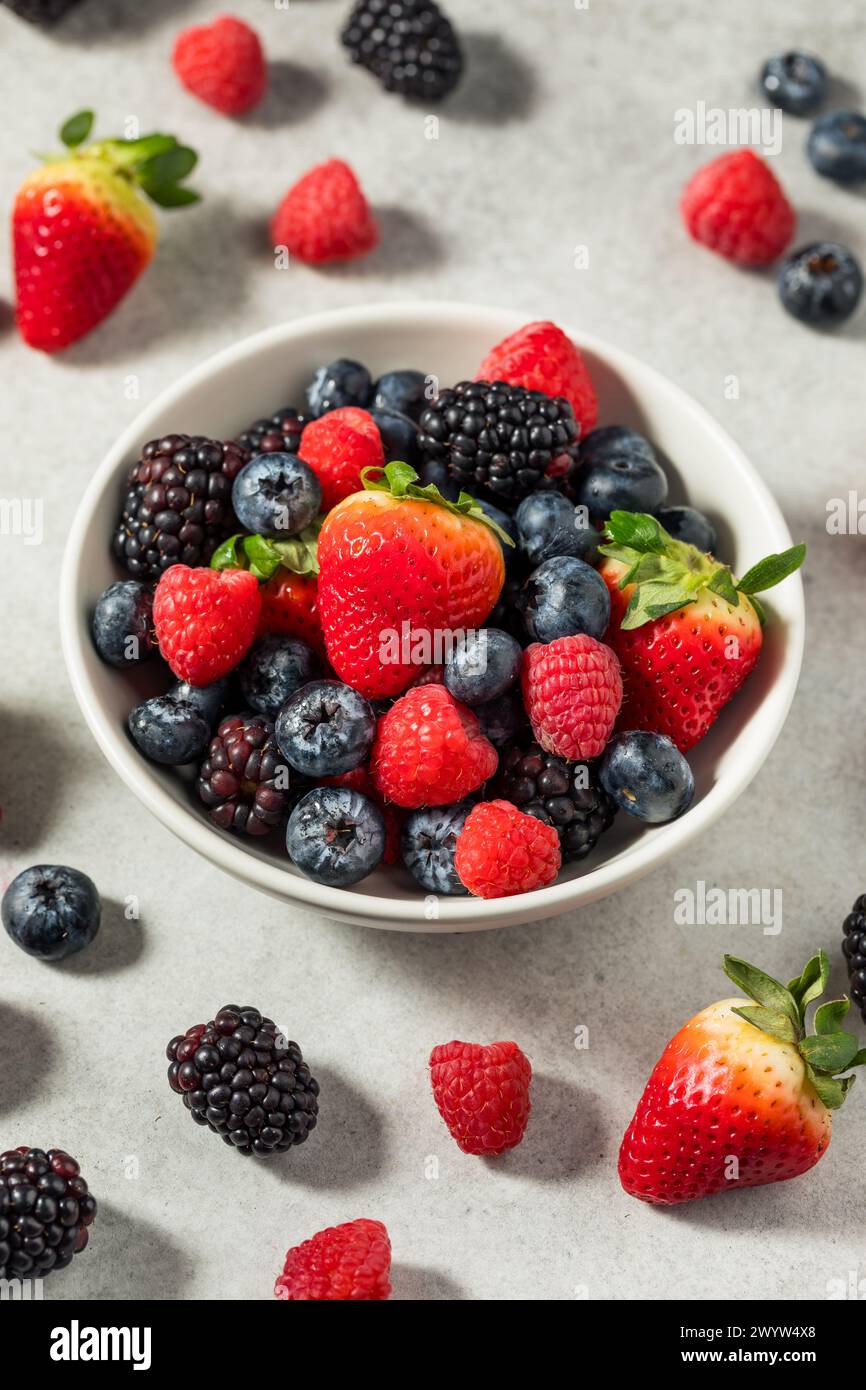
[210,525,323,652]
[316,462,509,699]
[13,110,199,353]
[620,951,866,1205]
[598,511,805,752]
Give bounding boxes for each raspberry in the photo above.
[371,685,498,809]
[680,150,795,267]
[274,1218,391,1300]
[270,160,378,265]
[172,15,267,116]
[322,764,404,865]
[477,320,598,434]
[257,569,324,654]
[299,407,384,511]
[153,564,261,686]
[429,1039,532,1154]
[521,635,622,760]
[454,798,561,899]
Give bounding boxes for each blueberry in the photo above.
[418,457,461,502]
[371,407,420,466]
[760,52,827,116]
[167,678,229,730]
[599,731,695,823]
[372,369,430,421]
[777,242,863,327]
[286,787,385,886]
[444,629,521,706]
[275,679,376,777]
[231,453,321,539]
[401,801,473,895]
[520,556,611,643]
[515,491,599,567]
[3,865,101,961]
[238,636,319,720]
[474,497,520,571]
[306,358,372,417]
[575,426,668,520]
[474,691,524,748]
[808,111,866,183]
[128,695,211,765]
[655,505,718,554]
[91,580,155,668]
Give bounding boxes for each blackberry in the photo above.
[495,741,616,862]
[113,434,249,582]
[341,0,463,103]
[0,1147,96,1280]
[418,381,580,508]
[197,713,296,836]
[842,894,866,1022]
[167,1006,319,1157]
[235,405,305,457]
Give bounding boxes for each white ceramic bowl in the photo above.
[61,302,804,931]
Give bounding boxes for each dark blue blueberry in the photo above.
[808,111,866,183]
[443,628,521,706]
[238,636,319,720]
[372,369,431,421]
[599,731,695,823]
[520,556,611,643]
[370,407,420,466]
[575,426,668,520]
[474,497,520,571]
[3,865,101,961]
[760,52,827,116]
[167,678,229,730]
[286,787,385,886]
[401,801,473,895]
[475,691,524,748]
[418,457,461,502]
[306,358,372,417]
[777,242,863,326]
[275,679,376,777]
[655,505,718,554]
[128,695,211,765]
[231,453,321,539]
[91,580,155,668]
[515,491,600,567]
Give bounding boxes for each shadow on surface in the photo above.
[60,897,145,976]
[273,1063,386,1191]
[240,61,330,129]
[0,1001,55,1115]
[50,1200,195,1300]
[446,31,538,125]
[485,1076,606,1183]
[391,1263,464,1300]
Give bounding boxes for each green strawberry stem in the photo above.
[53,110,200,209]
[598,510,805,630]
[360,461,515,547]
[724,951,866,1110]
[211,525,321,581]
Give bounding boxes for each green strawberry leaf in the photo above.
[360,462,515,547]
[146,184,201,208]
[737,543,806,596]
[787,951,830,1022]
[210,533,244,571]
[620,581,699,630]
[814,997,850,1035]
[852,1048,866,1068]
[60,110,94,149]
[270,523,321,577]
[731,1004,799,1046]
[241,534,284,582]
[723,955,800,1029]
[804,1065,851,1111]
[602,510,669,554]
[138,145,198,187]
[705,567,740,606]
[210,527,320,579]
[800,1030,860,1074]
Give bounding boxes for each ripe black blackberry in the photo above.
[197,713,297,836]
[418,381,581,508]
[496,741,617,862]
[236,405,305,457]
[341,0,463,102]
[0,1147,96,1280]
[113,434,249,582]
[167,1007,319,1157]
[842,894,866,1021]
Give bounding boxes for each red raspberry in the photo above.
[454,799,561,899]
[323,764,404,866]
[274,1218,391,1301]
[429,1039,532,1154]
[521,635,621,761]
[477,320,598,434]
[371,685,498,809]
[257,569,324,654]
[299,407,384,511]
[270,160,378,265]
[680,150,795,267]
[172,15,267,116]
[153,564,261,686]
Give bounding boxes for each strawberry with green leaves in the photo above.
[619,950,866,1205]
[13,110,199,353]
[598,510,805,751]
[211,526,324,653]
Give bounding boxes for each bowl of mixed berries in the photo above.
[61,303,805,929]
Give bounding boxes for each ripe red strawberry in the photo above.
[270,159,378,265]
[454,799,561,899]
[154,564,261,686]
[322,764,404,865]
[620,951,866,1205]
[477,320,598,433]
[274,1218,391,1301]
[257,568,324,654]
[13,112,199,353]
[521,634,622,760]
[598,510,805,752]
[173,15,267,116]
[680,149,795,267]
[317,461,508,699]
[371,686,497,808]
[299,407,384,511]
[429,1039,532,1155]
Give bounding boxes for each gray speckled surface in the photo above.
[0,0,863,1302]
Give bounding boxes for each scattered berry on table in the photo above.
[515,490,599,568]
[521,633,622,760]
[91,579,155,667]
[172,14,267,116]
[401,800,473,895]
[655,504,718,554]
[2,865,100,960]
[680,149,795,266]
[286,786,386,886]
[153,564,261,686]
[520,554,611,643]
[599,730,695,823]
[371,685,498,808]
[842,894,866,1022]
[373,369,430,419]
[275,679,377,777]
[477,320,599,434]
[575,426,668,520]
[429,1039,532,1152]
[231,452,321,539]
[454,799,561,899]
[495,740,617,861]
[167,677,229,729]
[238,635,320,720]
[271,160,378,265]
[128,693,211,765]
[807,110,866,183]
[257,567,324,654]
[306,358,372,417]
[475,690,525,748]
[777,242,863,327]
[760,52,827,116]
[443,628,521,706]
[0,1148,96,1280]
[236,405,305,457]
[167,1006,319,1156]
[197,713,293,835]
[299,406,384,510]
[275,1218,391,1301]
[369,407,420,467]
[341,0,463,102]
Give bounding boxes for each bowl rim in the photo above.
[60,300,805,931]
